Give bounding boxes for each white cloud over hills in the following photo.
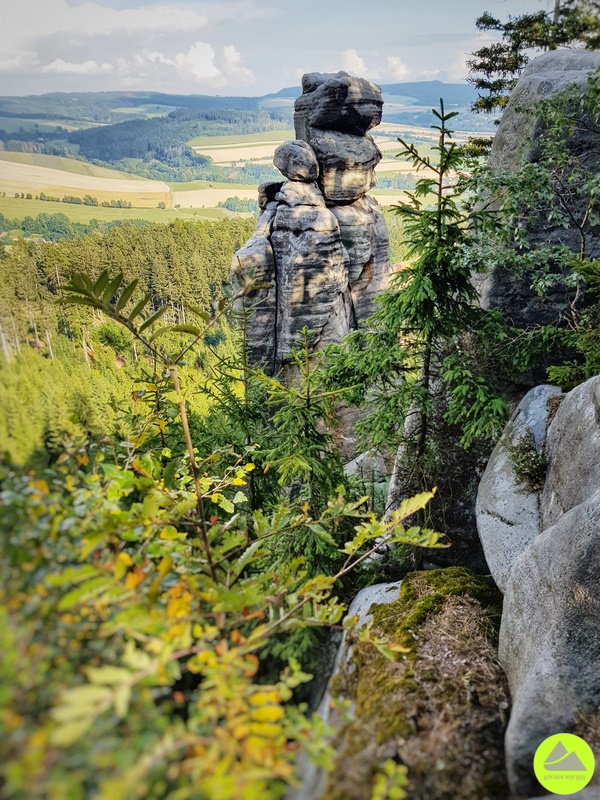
[1,0,256,92]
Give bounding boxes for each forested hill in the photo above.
[0,217,255,466]
[69,108,291,163]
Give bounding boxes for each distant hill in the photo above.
[262,80,477,107]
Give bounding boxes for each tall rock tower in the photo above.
[232,71,390,374]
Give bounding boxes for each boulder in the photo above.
[286,582,401,800]
[273,139,319,182]
[476,384,562,592]
[294,71,383,140]
[476,50,600,330]
[541,375,600,530]
[491,49,600,174]
[308,127,381,204]
[275,180,325,208]
[499,488,600,797]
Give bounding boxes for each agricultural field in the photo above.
[0,152,146,180]
[0,116,97,132]
[0,153,171,208]
[0,195,233,224]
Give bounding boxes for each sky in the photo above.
[0,0,549,97]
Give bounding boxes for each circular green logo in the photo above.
[534,733,595,795]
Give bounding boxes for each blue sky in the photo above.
[1,0,548,96]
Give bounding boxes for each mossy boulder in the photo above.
[323,567,509,800]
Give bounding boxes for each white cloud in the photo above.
[337,49,381,80]
[386,56,410,81]
[222,44,254,86]
[0,0,255,91]
[113,42,254,89]
[41,59,114,75]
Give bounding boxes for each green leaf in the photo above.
[219,498,235,514]
[116,279,139,312]
[102,273,124,305]
[128,293,152,322]
[87,666,132,685]
[93,269,110,296]
[50,718,94,747]
[139,306,168,333]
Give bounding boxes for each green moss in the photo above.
[323,568,507,800]
[371,567,503,648]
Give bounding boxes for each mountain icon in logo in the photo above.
[544,740,588,772]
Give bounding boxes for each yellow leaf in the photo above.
[249,722,283,738]
[232,477,246,486]
[249,691,281,706]
[87,666,132,685]
[29,479,49,494]
[118,552,133,567]
[244,463,256,472]
[250,706,284,723]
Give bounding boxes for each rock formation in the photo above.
[476,49,600,329]
[476,375,600,796]
[232,72,389,375]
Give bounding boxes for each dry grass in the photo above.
[324,570,509,800]
[398,596,509,800]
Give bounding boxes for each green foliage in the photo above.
[508,429,548,492]
[218,196,260,214]
[325,102,506,465]
[0,266,443,798]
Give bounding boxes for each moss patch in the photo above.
[324,568,508,800]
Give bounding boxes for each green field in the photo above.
[189,129,295,147]
[0,151,145,180]
[169,179,261,192]
[0,196,233,224]
[111,104,179,118]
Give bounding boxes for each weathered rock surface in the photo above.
[476,384,562,592]
[231,223,277,369]
[271,227,353,359]
[491,49,600,174]
[294,569,507,800]
[273,204,339,233]
[499,488,600,798]
[308,127,381,204]
[331,195,389,319]
[258,181,284,211]
[294,71,383,139]
[541,375,600,530]
[273,139,319,182]
[286,581,401,800]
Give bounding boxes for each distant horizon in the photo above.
[2,0,548,97]
[0,76,477,101]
